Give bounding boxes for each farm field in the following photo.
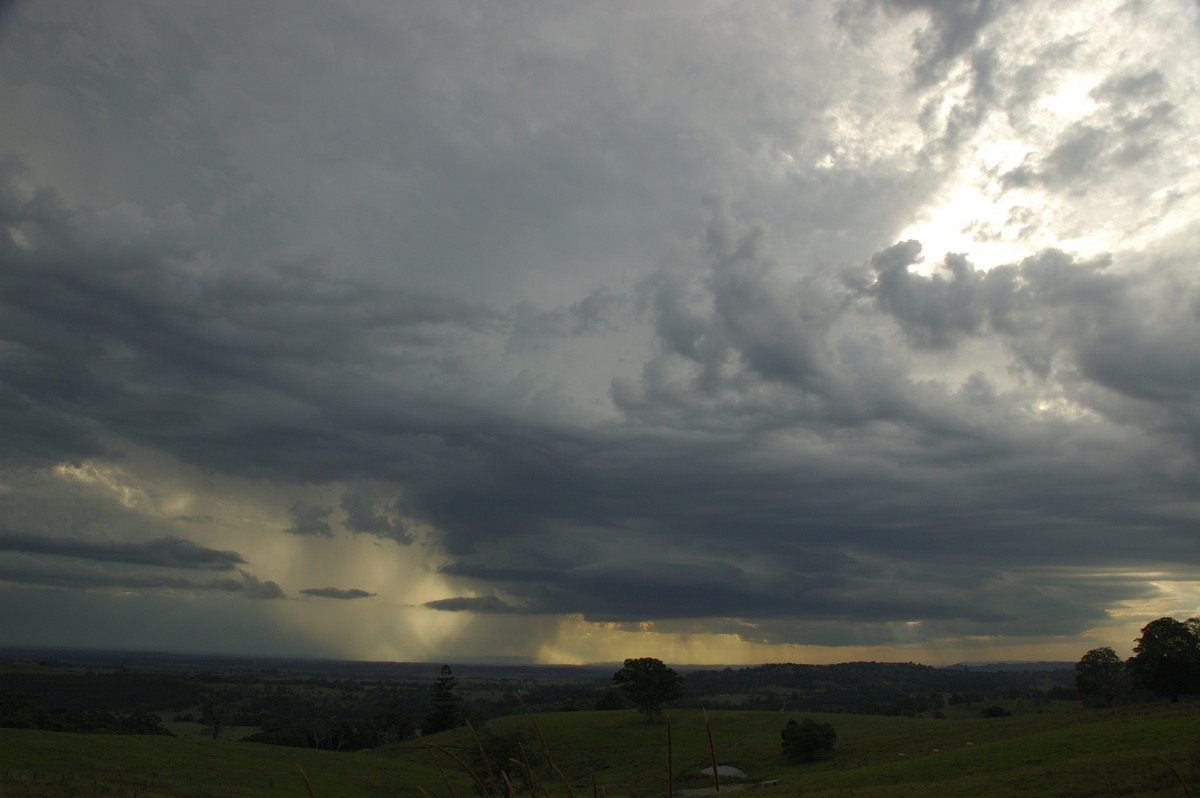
[1,700,1197,797]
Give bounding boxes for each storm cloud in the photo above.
[302,587,377,601]
[0,531,246,571]
[0,0,1197,665]
[0,554,284,600]
[424,596,527,614]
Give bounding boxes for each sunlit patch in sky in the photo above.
[1038,72,1100,123]
[53,462,150,510]
[5,226,31,250]
[897,183,1037,272]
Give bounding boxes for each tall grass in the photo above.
[420,694,595,798]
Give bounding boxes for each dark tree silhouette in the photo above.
[1075,646,1128,707]
[593,689,626,711]
[200,694,229,740]
[420,664,461,735]
[1127,617,1200,703]
[780,718,836,761]
[370,698,413,746]
[612,657,684,723]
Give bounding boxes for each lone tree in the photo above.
[1075,646,1129,707]
[780,718,836,761]
[612,657,684,723]
[200,694,229,740]
[420,664,461,735]
[1127,617,1200,703]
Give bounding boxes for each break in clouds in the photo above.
[0,0,1197,663]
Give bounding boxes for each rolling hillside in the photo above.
[1,700,1197,797]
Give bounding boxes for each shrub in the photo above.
[594,689,626,711]
[781,718,836,761]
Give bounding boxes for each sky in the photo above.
[0,0,1198,668]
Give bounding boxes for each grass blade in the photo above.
[666,712,674,798]
[704,709,719,794]
[467,720,503,798]
[422,738,490,798]
[296,764,316,798]
[423,739,458,798]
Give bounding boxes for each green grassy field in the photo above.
[1,701,1197,797]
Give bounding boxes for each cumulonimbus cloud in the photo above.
[0,0,1197,660]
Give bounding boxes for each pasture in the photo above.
[1,700,1197,797]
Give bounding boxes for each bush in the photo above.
[114,713,174,736]
[781,718,836,761]
[980,706,1012,718]
[594,690,626,711]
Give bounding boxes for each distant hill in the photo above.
[945,661,1076,672]
[0,646,613,681]
[0,647,1078,721]
[678,661,1075,714]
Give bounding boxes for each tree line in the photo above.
[1075,616,1200,706]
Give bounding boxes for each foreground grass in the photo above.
[0,730,437,798]
[405,701,1200,798]
[1,700,1197,797]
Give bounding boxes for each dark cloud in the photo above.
[340,486,411,544]
[0,531,245,570]
[1091,69,1167,107]
[417,220,1200,635]
[0,585,317,656]
[240,572,287,600]
[858,243,1200,421]
[905,0,1000,86]
[301,587,377,600]
[437,547,1158,641]
[922,45,1000,153]
[620,201,849,421]
[861,241,986,347]
[0,169,499,480]
[1001,81,1178,192]
[423,595,527,614]
[839,0,1004,86]
[0,0,1197,660]
[5,140,1198,647]
[1043,125,1112,184]
[0,554,283,599]
[282,504,334,538]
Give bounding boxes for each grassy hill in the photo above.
[1,701,1197,797]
